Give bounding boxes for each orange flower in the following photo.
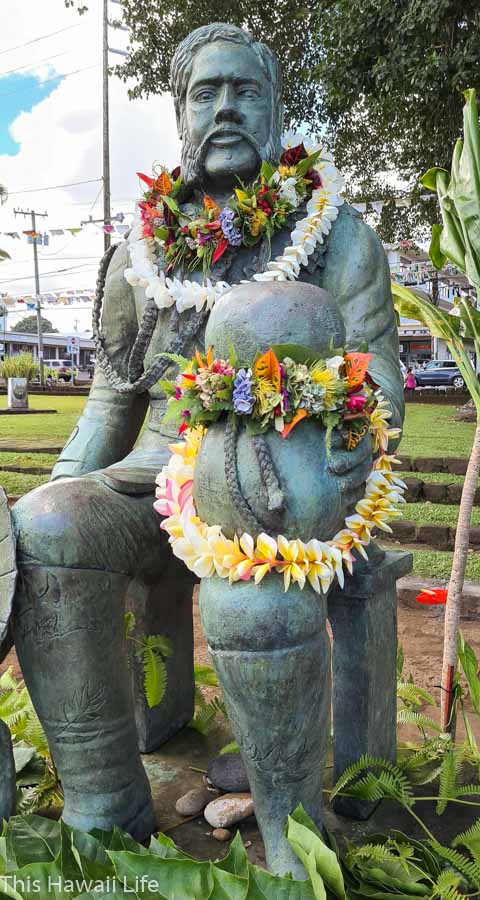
[254,348,281,394]
[204,195,221,217]
[344,352,372,393]
[153,171,173,195]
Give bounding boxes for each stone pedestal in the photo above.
[126,558,195,753]
[328,548,413,819]
[7,378,28,409]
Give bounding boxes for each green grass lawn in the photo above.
[382,545,480,581]
[398,470,469,484]
[0,395,86,441]
[0,451,57,468]
[403,501,480,527]
[0,471,50,496]
[400,403,475,458]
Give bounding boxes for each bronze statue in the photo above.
[0,23,409,867]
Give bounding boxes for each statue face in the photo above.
[184,41,272,187]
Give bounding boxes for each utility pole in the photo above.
[14,208,48,386]
[103,0,111,253]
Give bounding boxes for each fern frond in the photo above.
[397,709,440,732]
[456,784,480,798]
[346,842,404,864]
[430,870,463,899]
[153,351,191,370]
[143,635,173,658]
[124,611,135,638]
[19,710,48,756]
[190,696,227,736]
[397,681,436,708]
[331,754,411,803]
[142,649,168,709]
[452,817,480,863]
[194,665,219,687]
[437,748,462,815]
[0,668,19,693]
[429,841,480,889]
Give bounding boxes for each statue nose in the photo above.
[214,85,243,125]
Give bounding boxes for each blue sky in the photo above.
[0,73,63,155]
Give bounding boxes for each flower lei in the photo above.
[154,398,405,594]
[161,345,385,451]
[124,133,344,314]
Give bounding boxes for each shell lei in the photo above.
[123,140,344,314]
[154,397,405,594]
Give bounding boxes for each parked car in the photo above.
[414,360,466,389]
[42,359,79,382]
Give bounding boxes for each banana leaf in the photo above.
[421,89,480,295]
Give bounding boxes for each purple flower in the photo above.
[220,207,242,247]
[233,368,254,414]
[197,231,213,245]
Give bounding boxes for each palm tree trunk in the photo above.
[441,421,480,732]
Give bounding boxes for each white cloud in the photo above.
[0,0,181,296]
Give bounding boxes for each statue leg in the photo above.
[10,476,171,838]
[200,576,330,878]
[328,548,413,819]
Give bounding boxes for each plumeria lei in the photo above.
[154,402,405,594]
[161,344,385,451]
[124,133,344,314]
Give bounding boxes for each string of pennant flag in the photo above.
[0,223,130,241]
[351,194,435,214]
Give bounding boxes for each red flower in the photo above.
[280,143,308,166]
[171,166,181,181]
[306,168,322,190]
[346,394,367,413]
[416,589,448,605]
[212,237,229,265]
[257,185,277,217]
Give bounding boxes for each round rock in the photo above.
[175,786,213,817]
[212,828,231,842]
[204,793,254,829]
[207,753,250,793]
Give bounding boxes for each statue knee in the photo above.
[12,477,108,570]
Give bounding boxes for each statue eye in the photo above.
[195,88,215,102]
[238,87,258,99]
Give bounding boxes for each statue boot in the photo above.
[200,576,330,878]
[12,562,156,839]
[6,475,183,839]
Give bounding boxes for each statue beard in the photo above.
[181,125,279,190]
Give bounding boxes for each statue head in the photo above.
[170,23,283,194]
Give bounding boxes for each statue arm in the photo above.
[51,242,149,480]
[322,205,405,442]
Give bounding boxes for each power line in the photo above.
[0,50,69,79]
[0,64,99,98]
[8,178,102,196]
[0,263,97,284]
[0,24,83,57]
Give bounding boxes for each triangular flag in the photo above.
[352,202,367,213]
[371,200,384,215]
[67,227,82,235]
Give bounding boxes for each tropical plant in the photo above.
[0,353,38,381]
[124,613,172,708]
[0,805,345,899]
[190,664,229,736]
[392,88,480,733]
[0,669,62,814]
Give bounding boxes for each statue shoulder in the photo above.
[326,203,388,288]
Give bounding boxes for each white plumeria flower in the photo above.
[326,355,345,377]
[277,177,301,208]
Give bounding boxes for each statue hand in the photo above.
[327,431,373,510]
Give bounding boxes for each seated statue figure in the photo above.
[0,22,406,852]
